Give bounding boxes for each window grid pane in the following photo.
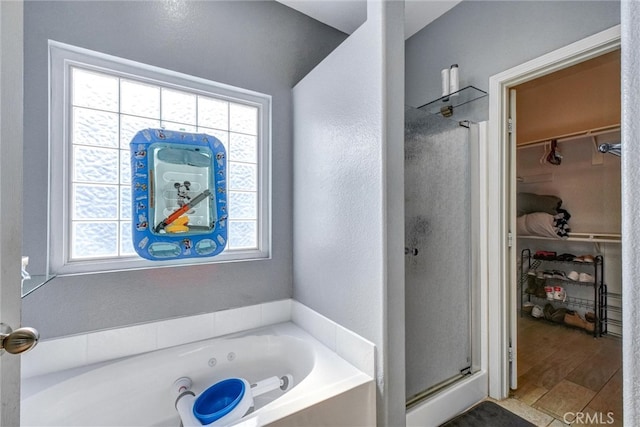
[69,65,261,262]
[72,184,119,220]
[72,221,119,259]
[121,80,160,118]
[72,68,119,112]
[228,220,258,249]
[161,88,196,125]
[72,107,119,148]
[73,145,119,184]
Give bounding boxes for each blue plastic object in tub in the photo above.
[193,378,246,425]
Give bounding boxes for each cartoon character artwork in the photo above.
[133,144,147,159]
[136,201,146,213]
[216,152,225,168]
[135,213,148,231]
[174,181,191,207]
[182,238,192,255]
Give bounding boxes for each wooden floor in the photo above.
[504,315,623,426]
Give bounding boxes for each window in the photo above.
[49,42,270,274]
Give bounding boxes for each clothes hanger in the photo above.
[547,139,562,165]
[540,140,550,165]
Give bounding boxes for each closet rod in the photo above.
[517,124,620,149]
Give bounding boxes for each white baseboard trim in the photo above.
[406,371,488,427]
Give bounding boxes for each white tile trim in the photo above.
[22,299,375,380]
[291,301,376,378]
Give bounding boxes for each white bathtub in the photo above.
[21,322,375,426]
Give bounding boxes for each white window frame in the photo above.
[49,41,271,275]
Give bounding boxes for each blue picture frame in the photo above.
[130,129,227,261]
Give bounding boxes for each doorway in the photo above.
[510,49,622,423]
[486,25,621,403]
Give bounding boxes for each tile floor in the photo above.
[490,316,623,426]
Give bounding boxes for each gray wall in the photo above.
[22,0,346,339]
[405,0,621,120]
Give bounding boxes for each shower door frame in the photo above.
[405,121,489,427]
[486,25,621,399]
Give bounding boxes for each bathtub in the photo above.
[21,322,375,426]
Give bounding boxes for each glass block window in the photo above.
[50,42,270,274]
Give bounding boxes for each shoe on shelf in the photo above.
[584,311,597,332]
[567,271,580,281]
[552,270,567,280]
[545,286,555,301]
[551,307,568,323]
[533,250,557,260]
[582,255,595,263]
[557,253,576,261]
[584,321,595,333]
[579,272,595,283]
[525,271,537,294]
[564,311,596,332]
[543,303,555,320]
[522,301,535,314]
[531,305,544,318]
[564,311,585,328]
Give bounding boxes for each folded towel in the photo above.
[517,209,571,239]
[517,192,563,217]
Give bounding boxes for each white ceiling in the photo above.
[277,0,461,40]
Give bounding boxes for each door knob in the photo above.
[0,323,39,355]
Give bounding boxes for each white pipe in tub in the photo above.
[250,375,292,396]
[176,392,200,427]
[173,378,201,427]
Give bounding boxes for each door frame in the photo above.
[486,24,621,399]
[0,0,25,425]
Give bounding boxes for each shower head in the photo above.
[598,143,621,157]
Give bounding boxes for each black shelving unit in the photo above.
[520,248,604,337]
[600,287,622,336]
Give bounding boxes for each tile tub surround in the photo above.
[21,299,375,380]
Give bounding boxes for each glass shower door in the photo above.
[405,106,479,405]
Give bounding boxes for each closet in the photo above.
[514,49,622,337]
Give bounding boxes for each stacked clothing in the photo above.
[553,208,571,238]
[516,193,571,239]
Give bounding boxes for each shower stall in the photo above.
[404,105,481,407]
